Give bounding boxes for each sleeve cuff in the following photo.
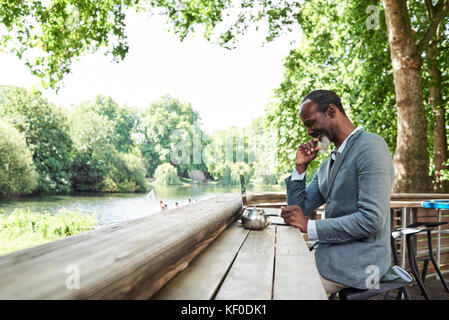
[291,167,306,181]
[307,219,318,240]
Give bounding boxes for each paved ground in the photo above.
[403,276,449,300]
[370,275,449,300]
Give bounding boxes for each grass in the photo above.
[0,208,97,256]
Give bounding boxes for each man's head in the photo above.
[299,90,346,151]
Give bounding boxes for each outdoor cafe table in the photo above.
[153,221,328,300]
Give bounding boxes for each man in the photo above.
[281,90,395,294]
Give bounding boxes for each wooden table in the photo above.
[152,221,327,300]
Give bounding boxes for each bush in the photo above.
[0,119,38,196]
[99,152,148,192]
[153,163,181,185]
[0,86,73,193]
[0,208,97,256]
[69,108,148,193]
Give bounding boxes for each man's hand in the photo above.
[295,138,322,174]
[281,205,308,233]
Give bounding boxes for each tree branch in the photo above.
[424,0,434,20]
[417,0,449,54]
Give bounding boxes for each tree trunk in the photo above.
[427,44,448,191]
[382,0,432,192]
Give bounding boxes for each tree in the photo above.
[268,1,449,192]
[0,1,302,88]
[0,0,139,88]
[206,118,280,185]
[3,0,449,192]
[77,95,141,154]
[417,1,449,191]
[0,118,38,196]
[141,95,208,177]
[0,86,73,193]
[268,1,397,175]
[381,0,449,192]
[68,108,116,192]
[68,106,147,192]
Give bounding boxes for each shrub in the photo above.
[153,163,181,185]
[0,86,73,193]
[0,119,38,196]
[0,208,96,256]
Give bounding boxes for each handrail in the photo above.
[0,193,242,299]
[246,192,449,206]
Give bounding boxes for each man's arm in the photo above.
[314,136,394,243]
[286,138,325,216]
[285,172,325,217]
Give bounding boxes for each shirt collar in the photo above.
[331,126,363,159]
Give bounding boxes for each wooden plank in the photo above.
[273,226,327,300]
[0,193,243,299]
[390,201,423,208]
[152,223,249,300]
[214,226,276,300]
[247,192,286,205]
[391,193,449,200]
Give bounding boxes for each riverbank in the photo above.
[0,208,96,256]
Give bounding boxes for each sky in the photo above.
[0,10,298,134]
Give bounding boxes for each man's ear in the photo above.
[326,104,337,118]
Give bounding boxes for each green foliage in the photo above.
[100,152,149,192]
[77,95,141,153]
[1,0,448,192]
[0,118,38,196]
[68,105,148,193]
[205,117,284,185]
[267,1,398,173]
[0,208,96,256]
[141,95,209,177]
[0,86,73,193]
[153,162,181,185]
[0,1,301,86]
[0,0,140,88]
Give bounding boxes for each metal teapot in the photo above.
[240,207,278,230]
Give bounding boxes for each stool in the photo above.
[329,232,413,300]
[407,221,449,295]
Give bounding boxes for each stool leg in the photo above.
[407,235,431,300]
[421,260,429,283]
[431,259,449,293]
[426,230,449,293]
[402,287,411,300]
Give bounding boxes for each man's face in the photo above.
[300,99,332,140]
[300,99,333,152]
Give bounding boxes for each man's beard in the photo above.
[319,134,331,153]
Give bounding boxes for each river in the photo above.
[0,184,285,226]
